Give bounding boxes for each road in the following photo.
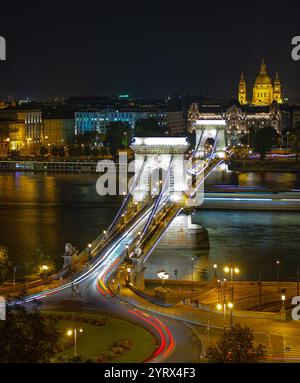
[15,200,201,363]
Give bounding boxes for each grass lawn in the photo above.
[44,311,156,362]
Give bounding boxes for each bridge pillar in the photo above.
[157,213,210,250]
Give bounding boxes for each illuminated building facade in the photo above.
[75,109,185,135]
[188,102,282,147]
[238,60,283,106]
[0,109,43,153]
[43,118,75,146]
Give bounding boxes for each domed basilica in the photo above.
[238,60,282,106]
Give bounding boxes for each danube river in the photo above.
[0,170,300,281]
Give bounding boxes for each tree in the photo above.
[0,305,60,362]
[252,127,276,159]
[134,118,166,137]
[76,131,104,146]
[0,246,11,282]
[289,122,300,160]
[104,122,132,158]
[24,248,55,277]
[39,146,49,156]
[206,324,266,363]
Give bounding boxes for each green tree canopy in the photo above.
[24,248,55,276]
[104,122,132,157]
[0,305,60,362]
[76,131,104,146]
[0,246,11,282]
[206,324,265,363]
[134,118,167,137]
[252,127,276,159]
[289,122,300,159]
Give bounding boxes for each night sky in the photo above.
[0,0,300,99]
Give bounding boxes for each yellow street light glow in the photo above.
[216,303,222,310]
[224,266,230,273]
[234,267,240,274]
[88,243,92,248]
[276,260,280,264]
[227,302,234,309]
[67,330,73,336]
[79,328,83,333]
[281,295,286,301]
[213,264,218,269]
[103,230,107,235]
[127,267,131,273]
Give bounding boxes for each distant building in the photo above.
[188,102,282,146]
[238,60,283,106]
[166,111,187,135]
[0,109,43,154]
[75,108,185,136]
[43,117,75,146]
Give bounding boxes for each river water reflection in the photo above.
[0,170,299,281]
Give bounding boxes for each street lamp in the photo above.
[191,257,194,294]
[174,269,178,300]
[213,263,218,284]
[227,302,234,329]
[13,265,17,293]
[276,260,280,291]
[157,270,169,286]
[224,265,240,282]
[67,327,83,356]
[281,294,286,318]
[217,301,234,329]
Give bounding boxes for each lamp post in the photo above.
[125,244,129,257]
[227,302,234,329]
[157,270,169,287]
[126,266,132,283]
[213,263,218,285]
[280,294,286,320]
[67,327,83,356]
[191,257,194,294]
[13,265,16,293]
[174,269,178,300]
[276,260,280,292]
[223,265,240,282]
[216,301,234,329]
[88,243,92,260]
[297,264,299,296]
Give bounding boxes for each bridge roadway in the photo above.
[25,200,202,362]
[12,154,219,362]
[9,155,235,362]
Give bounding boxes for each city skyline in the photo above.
[0,1,300,99]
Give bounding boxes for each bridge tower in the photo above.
[192,119,227,158]
[130,137,190,203]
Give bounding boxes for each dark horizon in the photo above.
[1,0,300,99]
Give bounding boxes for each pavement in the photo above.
[114,271,300,362]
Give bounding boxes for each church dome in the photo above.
[255,60,272,85]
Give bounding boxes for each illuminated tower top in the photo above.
[238,72,247,105]
[273,71,283,104]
